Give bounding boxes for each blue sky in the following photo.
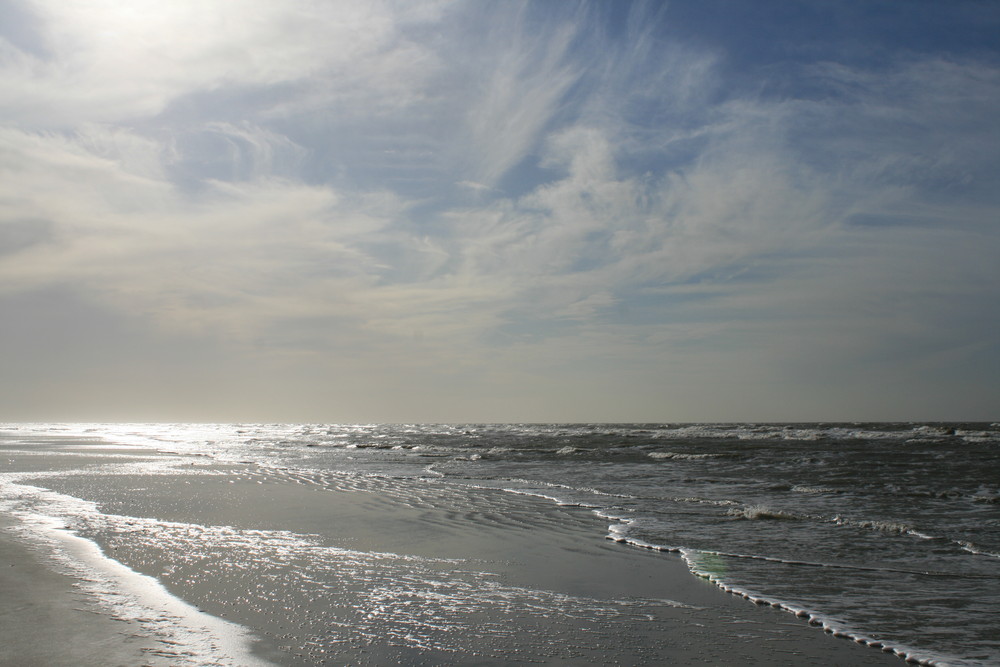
[0,0,998,422]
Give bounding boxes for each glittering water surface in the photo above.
[3,422,999,666]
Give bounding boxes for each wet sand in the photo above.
[0,514,169,667]
[0,433,906,665]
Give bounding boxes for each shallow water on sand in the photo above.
[3,422,997,665]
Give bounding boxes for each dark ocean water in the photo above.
[4,422,999,665]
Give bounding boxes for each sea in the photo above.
[2,422,998,665]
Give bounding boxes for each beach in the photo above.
[0,429,935,665]
[0,513,165,667]
[4,2,998,660]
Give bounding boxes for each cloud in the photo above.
[0,0,448,126]
[167,122,308,184]
[0,126,404,343]
[457,9,582,187]
[0,1,998,420]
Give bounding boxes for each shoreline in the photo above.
[0,514,172,667]
[1,432,907,665]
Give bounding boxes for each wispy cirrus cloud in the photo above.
[457,7,582,188]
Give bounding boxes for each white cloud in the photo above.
[0,127,404,341]
[167,122,308,183]
[457,11,581,186]
[0,0,447,125]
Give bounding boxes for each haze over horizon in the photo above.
[1,1,998,423]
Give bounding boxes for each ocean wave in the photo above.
[958,541,1000,559]
[832,516,919,535]
[971,488,1000,504]
[728,505,803,521]
[647,451,718,460]
[675,548,976,667]
[791,485,838,494]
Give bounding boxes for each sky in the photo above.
[1,0,998,423]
